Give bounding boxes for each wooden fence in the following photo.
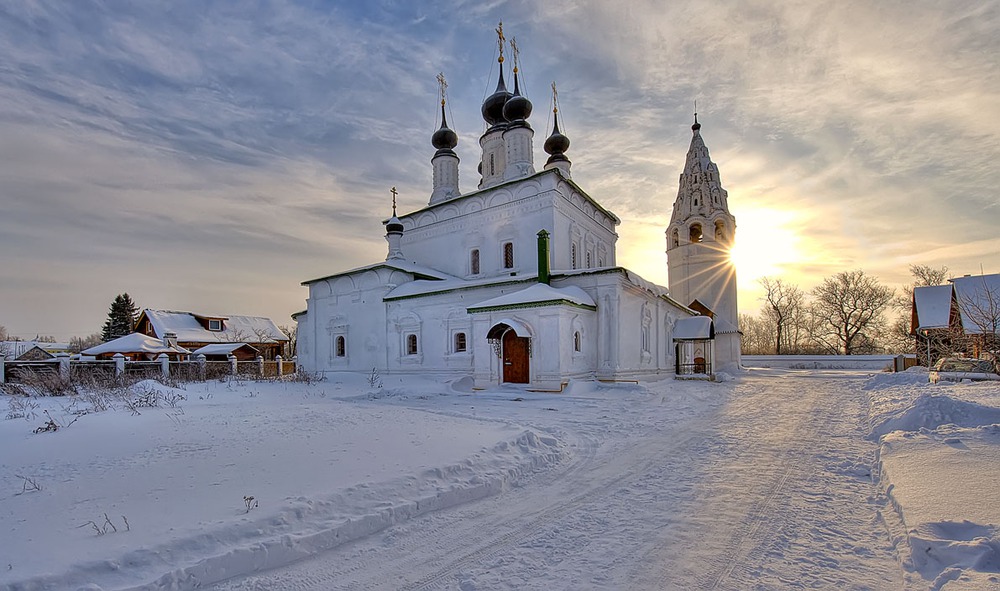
[1,354,298,385]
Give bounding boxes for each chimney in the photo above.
[537,229,551,285]
[163,331,178,348]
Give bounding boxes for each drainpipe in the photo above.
[537,229,551,285]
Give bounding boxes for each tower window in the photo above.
[571,244,578,269]
[671,229,679,248]
[573,331,581,352]
[586,252,592,268]
[503,242,514,269]
[406,334,418,355]
[690,224,703,243]
[490,153,495,176]
[454,332,467,353]
[470,249,480,275]
[335,335,346,357]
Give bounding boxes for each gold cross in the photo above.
[436,72,447,107]
[390,186,398,215]
[496,21,505,62]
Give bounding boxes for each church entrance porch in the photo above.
[502,330,530,383]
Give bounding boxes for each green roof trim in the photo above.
[467,299,597,314]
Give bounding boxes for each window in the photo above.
[586,252,592,268]
[490,153,495,176]
[671,229,679,248]
[573,331,581,352]
[689,223,703,243]
[208,319,222,331]
[503,242,514,269]
[571,244,578,269]
[470,249,480,275]
[335,336,346,357]
[454,332,467,353]
[406,334,418,355]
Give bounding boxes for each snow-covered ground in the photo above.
[1,368,998,590]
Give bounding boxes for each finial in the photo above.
[510,37,520,74]
[692,102,701,132]
[496,21,505,63]
[551,81,559,114]
[437,72,447,107]
[390,186,398,216]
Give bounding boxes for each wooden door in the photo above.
[502,330,530,384]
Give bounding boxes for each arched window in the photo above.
[586,252,592,268]
[335,336,346,357]
[503,242,514,269]
[406,334,418,355]
[571,243,578,269]
[454,332,467,353]
[573,331,581,352]
[470,249,480,275]
[671,229,679,248]
[489,153,495,176]
[689,223,703,243]
[715,220,726,242]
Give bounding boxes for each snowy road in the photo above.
[210,374,902,590]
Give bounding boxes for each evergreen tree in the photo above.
[101,293,140,342]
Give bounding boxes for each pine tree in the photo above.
[101,293,140,342]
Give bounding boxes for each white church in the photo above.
[295,29,741,390]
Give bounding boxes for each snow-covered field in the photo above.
[1,368,998,590]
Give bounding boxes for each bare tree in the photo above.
[760,277,805,354]
[739,313,773,355]
[0,324,8,341]
[279,324,297,358]
[955,276,1000,364]
[811,270,895,355]
[70,333,103,354]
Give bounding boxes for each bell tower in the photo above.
[666,115,741,370]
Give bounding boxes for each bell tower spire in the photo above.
[429,72,460,205]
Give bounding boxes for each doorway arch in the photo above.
[487,320,532,384]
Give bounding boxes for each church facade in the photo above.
[295,32,741,388]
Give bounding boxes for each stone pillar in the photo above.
[113,353,125,377]
[276,355,284,377]
[196,354,206,380]
[256,356,264,376]
[228,354,237,375]
[158,353,170,378]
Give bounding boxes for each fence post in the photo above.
[196,354,206,381]
[158,353,170,378]
[114,353,125,377]
[228,354,237,375]
[275,355,283,377]
[57,353,71,381]
[256,356,264,377]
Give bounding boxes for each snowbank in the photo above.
[1,379,566,590]
[863,373,1000,589]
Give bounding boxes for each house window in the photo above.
[406,334,418,355]
[208,319,222,331]
[454,332,467,353]
[503,242,514,269]
[335,335,346,357]
[574,331,581,352]
[571,244,577,269]
[470,249,480,275]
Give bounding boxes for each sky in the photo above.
[1,0,998,341]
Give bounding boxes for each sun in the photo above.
[729,208,803,287]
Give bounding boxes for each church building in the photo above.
[295,27,741,389]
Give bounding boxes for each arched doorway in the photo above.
[502,329,530,383]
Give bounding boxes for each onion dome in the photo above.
[385,215,404,234]
[692,112,701,132]
[502,70,532,122]
[544,116,570,159]
[482,69,512,127]
[431,103,458,154]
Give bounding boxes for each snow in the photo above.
[141,311,288,344]
[3,368,999,590]
[913,285,956,331]
[467,283,595,310]
[81,333,191,357]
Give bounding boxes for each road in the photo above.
[210,373,903,590]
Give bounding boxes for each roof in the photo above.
[674,316,714,340]
[141,310,288,343]
[951,273,1000,334]
[82,333,191,356]
[467,283,597,313]
[303,260,455,286]
[913,285,955,331]
[192,343,259,356]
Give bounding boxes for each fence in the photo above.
[0,354,297,386]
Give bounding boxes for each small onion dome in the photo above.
[384,215,404,234]
[431,105,458,153]
[692,113,701,132]
[481,69,512,127]
[544,117,570,157]
[502,72,532,122]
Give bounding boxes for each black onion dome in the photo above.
[544,117,570,156]
[431,105,458,151]
[502,72,532,122]
[692,113,701,132]
[481,69,512,127]
[385,215,404,234]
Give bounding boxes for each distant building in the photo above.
[134,309,289,360]
[911,273,1000,364]
[1,341,72,361]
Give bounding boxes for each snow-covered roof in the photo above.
[303,260,455,286]
[467,283,597,312]
[191,343,259,356]
[141,310,288,343]
[951,273,1000,334]
[913,285,955,331]
[1,341,72,360]
[82,333,191,356]
[385,274,532,300]
[673,316,714,340]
